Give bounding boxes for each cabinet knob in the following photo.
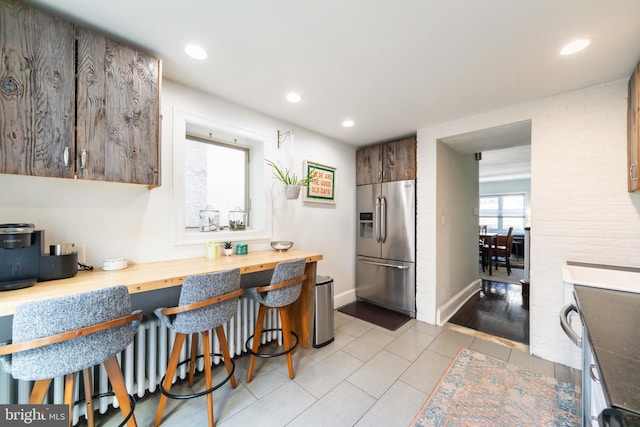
[63,146,70,167]
[630,164,638,181]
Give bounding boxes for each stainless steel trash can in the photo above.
[314,275,334,348]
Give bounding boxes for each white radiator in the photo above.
[0,297,282,424]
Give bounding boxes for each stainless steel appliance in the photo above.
[561,297,608,426]
[356,180,415,317]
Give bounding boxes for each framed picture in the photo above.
[303,161,336,204]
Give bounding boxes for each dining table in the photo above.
[480,233,498,275]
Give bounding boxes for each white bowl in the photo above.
[271,241,293,251]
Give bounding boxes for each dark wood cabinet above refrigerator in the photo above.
[356,136,416,185]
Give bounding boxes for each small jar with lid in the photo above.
[199,206,220,232]
[228,207,246,231]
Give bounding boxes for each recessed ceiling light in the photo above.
[185,44,207,60]
[342,119,355,128]
[286,92,302,103]
[560,39,591,55]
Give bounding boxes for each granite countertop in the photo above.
[574,285,640,415]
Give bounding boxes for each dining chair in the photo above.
[489,227,514,275]
[479,225,489,271]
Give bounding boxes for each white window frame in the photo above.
[184,135,250,230]
[479,192,526,233]
[172,108,271,246]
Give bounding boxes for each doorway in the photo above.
[440,120,531,345]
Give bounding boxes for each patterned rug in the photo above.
[411,348,581,427]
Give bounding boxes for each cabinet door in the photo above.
[628,62,639,192]
[0,1,75,178]
[356,144,382,185]
[76,28,160,185]
[383,136,416,182]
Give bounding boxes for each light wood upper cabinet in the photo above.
[0,1,75,178]
[628,61,639,192]
[76,29,161,185]
[356,136,416,185]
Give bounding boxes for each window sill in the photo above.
[174,228,271,247]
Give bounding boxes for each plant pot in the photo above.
[224,248,233,256]
[284,185,301,200]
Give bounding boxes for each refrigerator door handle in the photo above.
[380,196,387,243]
[359,259,409,270]
[375,196,382,243]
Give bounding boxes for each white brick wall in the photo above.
[417,78,640,367]
[530,80,634,367]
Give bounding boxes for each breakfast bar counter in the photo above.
[0,250,323,348]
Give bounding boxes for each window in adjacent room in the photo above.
[479,193,526,233]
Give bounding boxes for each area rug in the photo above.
[410,348,581,426]
[337,300,411,331]
[479,265,524,285]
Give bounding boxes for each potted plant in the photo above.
[223,241,233,256]
[265,159,315,199]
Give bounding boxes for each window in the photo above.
[184,135,248,230]
[479,193,525,233]
[172,109,270,245]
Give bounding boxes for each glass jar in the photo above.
[228,207,247,231]
[199,206,220,232]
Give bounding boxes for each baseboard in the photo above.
[334,289,356,309]
[436,279,482,326]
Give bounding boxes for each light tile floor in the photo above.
[88,311,580,427]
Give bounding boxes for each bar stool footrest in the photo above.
[75,391,136,427]
[245,328,299,359]
[159,353,235,400]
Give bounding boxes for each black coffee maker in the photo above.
[0,223,78,291]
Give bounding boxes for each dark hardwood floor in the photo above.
[449,279,530,345]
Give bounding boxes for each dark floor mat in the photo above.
[338,300,411,331]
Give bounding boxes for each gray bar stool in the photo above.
[0,285,142,427]
[153,268,242,427]
[244,258,306,382]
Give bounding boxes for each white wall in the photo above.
[0,79,357,302]
[418,78,640,368]
[436,142,479,309]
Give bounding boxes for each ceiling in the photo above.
[440,120,532,182]
[26,0,640,150]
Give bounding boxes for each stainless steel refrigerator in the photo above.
[356,179,416,317]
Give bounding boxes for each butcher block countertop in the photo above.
[0,250,323,317]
